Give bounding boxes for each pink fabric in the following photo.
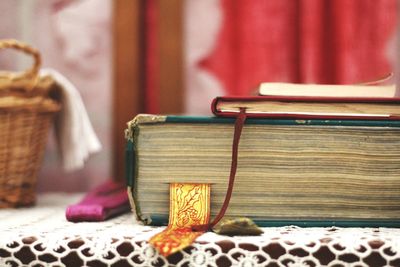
[66,180,130,222]
[197,0,397,96]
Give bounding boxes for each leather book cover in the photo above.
[212,95,400,120]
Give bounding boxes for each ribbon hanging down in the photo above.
[149,183,211,257]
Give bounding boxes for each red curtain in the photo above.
[199,0,397,96]
[144,0,397,110]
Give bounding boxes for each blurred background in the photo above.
[0,0,398,192]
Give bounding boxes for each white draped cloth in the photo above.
[40,69,101,171]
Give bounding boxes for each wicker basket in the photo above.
[0,40,61,208]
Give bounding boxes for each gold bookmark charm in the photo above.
[149,183,210,257]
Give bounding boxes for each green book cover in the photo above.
[125,115,400,227]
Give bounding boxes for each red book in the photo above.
[211,95,400,120]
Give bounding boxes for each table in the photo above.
[1,194,400,267]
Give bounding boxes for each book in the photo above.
[212,96,400,120]
[258,82,396,98]
[125,114,400,227]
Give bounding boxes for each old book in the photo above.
[258,82,396,98]
[126,114,400,227]
[212,96,400,120]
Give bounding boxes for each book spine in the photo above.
[126,134,150,224]
[125,141,134,187]
[210,96,219,116]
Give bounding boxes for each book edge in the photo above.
[258,83,397,97]
[148,214,400,228]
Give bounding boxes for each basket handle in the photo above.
[0,39,41,82]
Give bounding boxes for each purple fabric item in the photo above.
[66,180,130,222]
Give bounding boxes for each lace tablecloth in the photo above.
[1,194,400,267]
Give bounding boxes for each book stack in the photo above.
[125,83,400,227]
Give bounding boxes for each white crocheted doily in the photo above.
[0,194,399,267]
